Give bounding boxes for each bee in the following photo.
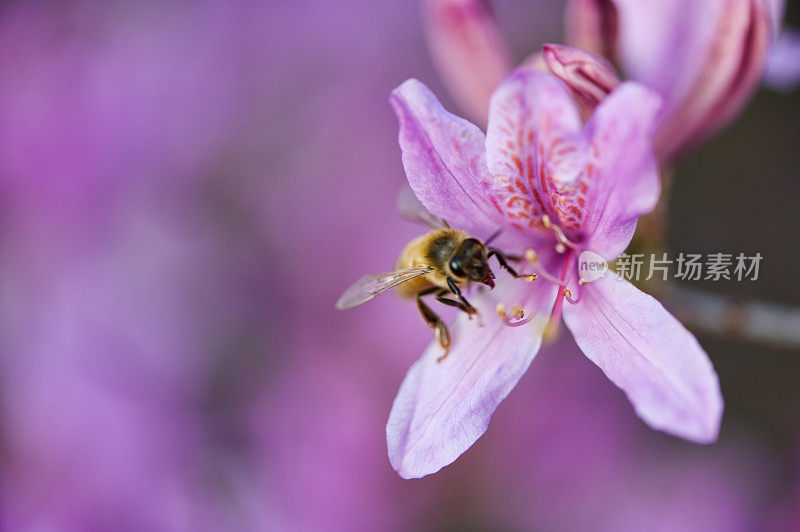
[336,187,529,361]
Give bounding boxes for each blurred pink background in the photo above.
[1,1,799,530]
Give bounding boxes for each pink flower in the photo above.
[387,70,723,479]
[565,0,782,160]
[426,0,789,161]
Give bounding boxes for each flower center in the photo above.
[541,214,582,254]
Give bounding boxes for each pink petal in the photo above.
[387,278,559,478]
[390,78,502,238]
[580,82,661,259]
[542,43,621,117]
[562,276,723,443]
[485,70,584,236]
[423,0,512,125]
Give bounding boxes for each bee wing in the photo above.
[335,267,432,310]
[397,185,448,229]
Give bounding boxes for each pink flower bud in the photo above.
[423,0,512,125]
[565,0,618,61]
[653,0,773,158]
[542,43,621,118]
[566,0,779,161]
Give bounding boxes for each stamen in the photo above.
[497,302,533,327]
[544,250,576,340]
[541,214,580,253]
[523,249,561,284]
[564,288,580,304]
[503,313,533,327]
[526,266,564,286]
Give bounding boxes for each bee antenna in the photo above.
[484,227,503,246]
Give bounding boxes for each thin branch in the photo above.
[661,282,800,351]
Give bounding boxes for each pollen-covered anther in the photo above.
[524,249,538,264]
[563,287,580,304]
[496,303,507,318]
[497,301,534,327]
[555,242,567,253]
[524,273,538,282]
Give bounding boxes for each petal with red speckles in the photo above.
[484,71,584,237]
[484,70,660,259]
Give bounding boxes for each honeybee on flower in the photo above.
[380,71,722,479]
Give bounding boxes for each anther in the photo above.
[563,287,580,304]
[525,273,538,282]
[498,301,534,327]
[524,249,538,264]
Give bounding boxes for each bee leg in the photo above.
[445,278,478,317]
[435,290,475,316]
[489,247,523,261]
[435,327,450,363]
[488,249,524,277]
[416,289,451,362]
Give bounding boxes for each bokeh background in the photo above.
[1,1,799,530]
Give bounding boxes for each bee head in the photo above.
[449,238,495,288]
